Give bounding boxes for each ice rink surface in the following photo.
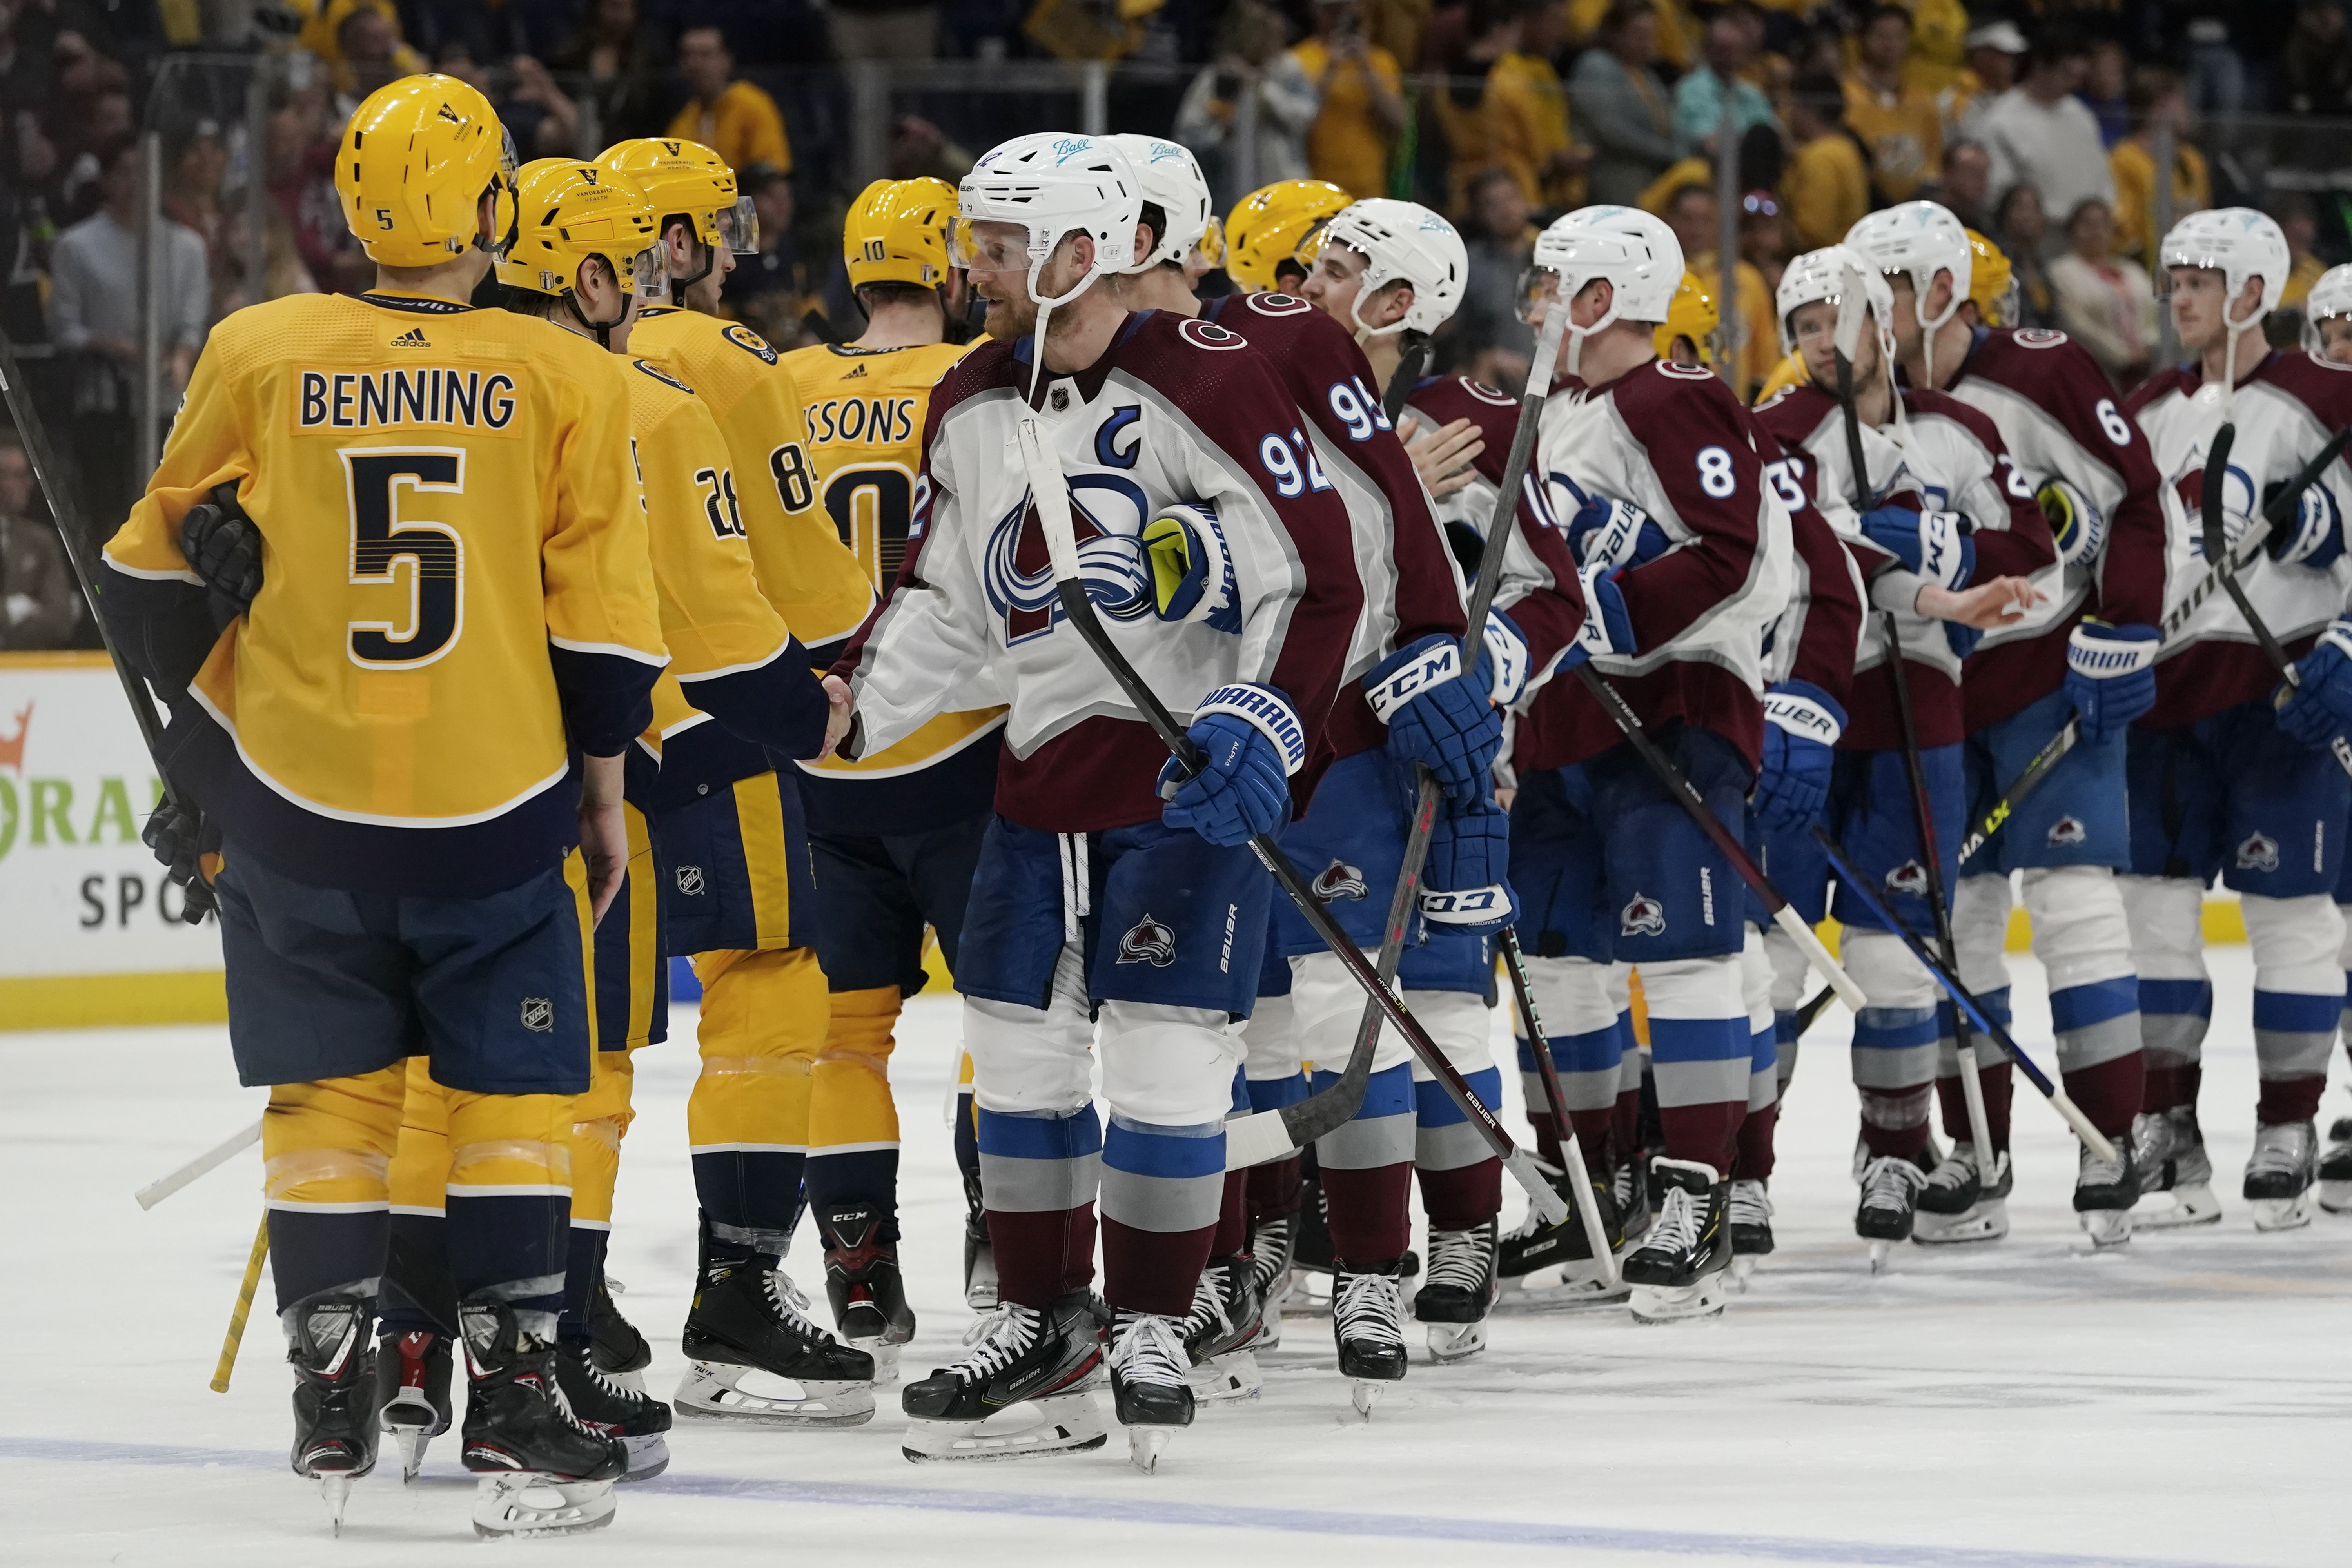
[3,946,2343,1567]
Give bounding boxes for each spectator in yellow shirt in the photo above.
[1659,177,1776,399]
[1782,71,1871,249]
[667,26,793,176]
[1288,0,1405,199]
[2109,66,2209,272]
[1432,4,1586,213]
[1844,5,1940,201]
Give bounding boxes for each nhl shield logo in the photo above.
[1620,893,1666,938]
[2237,831,2280,873]
[1116,913,1177,967]
[2047,816,2088,848]
[1884,859,1930,897]
[675,864,706,896]
[519,997,554,1033]
[1312,858,1368,902]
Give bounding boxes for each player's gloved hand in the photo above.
[140,795,215,924]
[1944,621,1984,661]
[1158,682,1304,847]
[1140,503,1242,631]
[1480,609,1529,706]
[179,484,265,631]
[1860,504,1974,590]
[2278,617,2352,750]
[1750,679,1845,830]
[1370,633,1504,806]
[1570,564,1637,662]
[1565,488,1671,572]
[2065,619,2159,742]
[2262,477,2348,570]
[1419,796,1516,932]
[2038,477,2105,569]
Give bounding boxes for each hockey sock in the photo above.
[1415,1065,1504,1229]
[2125,875,2210,1116]
[559,1047,632,1343]
[557,1226,606,1345]
[445,1089,575,1342]
[1733,965,1778,1180]
[1316,1061,1414,1266]
[1858,1087,1933,1158]
[1731,1101,1777,1181]
[1099,1116,1225,1317]
[805,985,903,1243]
[689,946,826,1264]
[1241,1071,1306,1225]
[379,1056,450,1333]
[263,1066,406,1317]
[1213,1169,1250,1255]
[1516,955,1627,1174]
[977,1105,1101,1308]
[1844,929,1939,1160]
[2242,894,2346,1128]
[1641,957,1749,1177]
[2024,867,2143,1138]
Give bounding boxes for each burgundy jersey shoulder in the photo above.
[1201,290,1363,368]
[1608,357,1752,426]
[1903,383,2008,450]
[1102,307,1308,439]
[1749,380,1838,447]
[922,335,1022,445]
[1962,326,2122,407]
[1406,374,1523,475]
[2252,347,2352,425]
[2123,362,2197,421]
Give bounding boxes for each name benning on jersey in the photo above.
[296,367,521,433]
[803,394,920,447]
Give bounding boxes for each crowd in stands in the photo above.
[2,0,2351,648]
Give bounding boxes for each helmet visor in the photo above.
[625,243,662,294]
[717,194,760,256]
[1514,264,1563,326]
[948,217,1032,273]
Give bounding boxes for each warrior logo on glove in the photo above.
[1116,914,1178,967]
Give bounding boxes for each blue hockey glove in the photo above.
[1140,503,1243,632]
[1944,621,1984,661]
[1481,609,1529,706]
[2038,478,2105,569]
[1572,564,1637,661]
[1159,683,1304,847]
[1750,679,1845,831]
[2262,478,2348,570]
[1419,796,1517,932]
[2064,619,2159,742]
[1370,634,1503,806]
[1860,504,1974,590]
[2279,618,2352,750]
[180,483,264,631]
[1566,489,1671,572]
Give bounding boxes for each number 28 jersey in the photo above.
[780,338,1008,835]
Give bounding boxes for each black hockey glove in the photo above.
[141,795,217,924]
[180,483,265,631]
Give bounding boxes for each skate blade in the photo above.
[470,1472,617,1539]
[619,1433,670,1482]
[1912,1198,2009,1245]
[1725,1254,1757,1294]
[2318,1180,2352,1216]
[1128,1424,1174,1475]
[1187,1349,1263,1405]
[2132,1183,2222,1230]
[1628,1271,1730,1325]
[965,1259,1000,1312]
[2251,1192,2315,1232]
[2076,1209,2134,1248]
[1349,1379,1386,1419]
[386,1421,430,1483]
[1423,1320,1487,1364]
[848,1334,905,1385]
[319,1473,352,1535]
[900,1393,1107,1463]
[673,1361,877,1428]
[1867,1239,1895,1274]
[1497,1258,1630,1309]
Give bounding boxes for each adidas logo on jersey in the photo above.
[1620,893,1666,938]
[842,362,868,379]
[1311,858,1368,902]
[2237,831,2279,873]
[390,327,430,348]
[1116,913,1177,967]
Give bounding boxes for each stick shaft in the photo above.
[1499,926,1619,1287]
[136,1118,261,1210]
[211,1214,269,1393]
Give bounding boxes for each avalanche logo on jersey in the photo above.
[2047,815,2088,848]
[984,470,1153,643]
[2171,451,2256,555]
[2237,831,2280,873]
[1116,913,1178,967]
[1620,893,1666,938]
[1884,859,1930,897]
[1312,859,1368,902]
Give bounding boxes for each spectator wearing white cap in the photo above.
[1948,18,2027,144]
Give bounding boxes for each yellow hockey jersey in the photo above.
[628,307,875,648]
[100,290,667,895]
[778,338,1007,834]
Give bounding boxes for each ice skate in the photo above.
[1285,1173,1336,1314]
[1245,1214,1295,1348]
[1332,1261,1408,1417]
[900,1290,1108,1463]
[552,1341,671,1480]
[2073,1132,2138,1248]
[287,1297,378,1534]
[1622,1159,1730,1324]
[589,1272,651,1394]
[1415,1220,1498,1362]
[459,1301,625,1540]
[818,1203,916,1382]
[1177,1256,1263,1404]
[373,1328,450,1482]
[2132,1109,2221,1230]
[1499,1161,1626,1301]
[1913,1142,2013,1244]
[1857,1155,1928,1273]
[1726,1179,1773,1290]
[1612,1156,1653,1250]
[676,1259,878,1428]
[1108,1310,1194,1472]
[2245,1121,2318,1232]
[961,1170,998,1310]
[2318,1123,2352,1214]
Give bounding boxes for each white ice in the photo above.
[3,947,2343,1568]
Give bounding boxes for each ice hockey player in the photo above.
[107,78,665,1536]
[594,136,879,1427]
[1845,201,2168,1246]
[780,176,998,1364]
[836,132,1363,1470]
[2122,209,2352,1232]
[1508,204,1794,1323]
[1221,177,1354,295]
[1751,246,2052,1261]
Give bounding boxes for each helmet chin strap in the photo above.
[1916,270,1960,391]
[564,267,630,351]
[2219,286,2263,421]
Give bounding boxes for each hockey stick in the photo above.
[1497,931,1620,1287]
[1011,416,1567,1225]
[0,327,212,922]
[1956,425,2352,865]
[1379,337,1433,425]
[1811,827,2119,1161]
[211,1213,270,1393]
[135,1117,262,1210]
[1572,663,1868,1009]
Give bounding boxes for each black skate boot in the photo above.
[1726,1178,1772,1290]
[1107,1309,1195,1473]
[1621,1158,1731,1324]
[373,1327,450,1483]
[2073,1130,2138,1247]
[1289,1169,1336,1312]
[1245,1212,1296,1347]
[1331,1259,1409,1418]
[2319,1120,2352,1215]
[1856,1154,1928,1271]
[287,1296,379,1533]
[588,1271,651,1390]
[1414,1220,1498,1362]
[1499,1159,1626,1301]
[2245,1120,2319,1232]
[1612,1156,1653,1248]
[1914,1142,2012,1243]
[817,1202,917,1381]
[677,1228,877,1427]
[2134,1108,2220,1229]
[460,1301,626,1539]
[960,1167,997,1310]
[901,1289,1108,1462]
[1178,1255,1264,1403]
[552,1341,671,1481]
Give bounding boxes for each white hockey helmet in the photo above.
[1522,205,1683,374]
[954,132,1141,309]
[1110,133,1214,273]
[2303,262,2352,354]
[1316,198,1468,336]
[1775,244,1895,360]
[2161,207,2290,327]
